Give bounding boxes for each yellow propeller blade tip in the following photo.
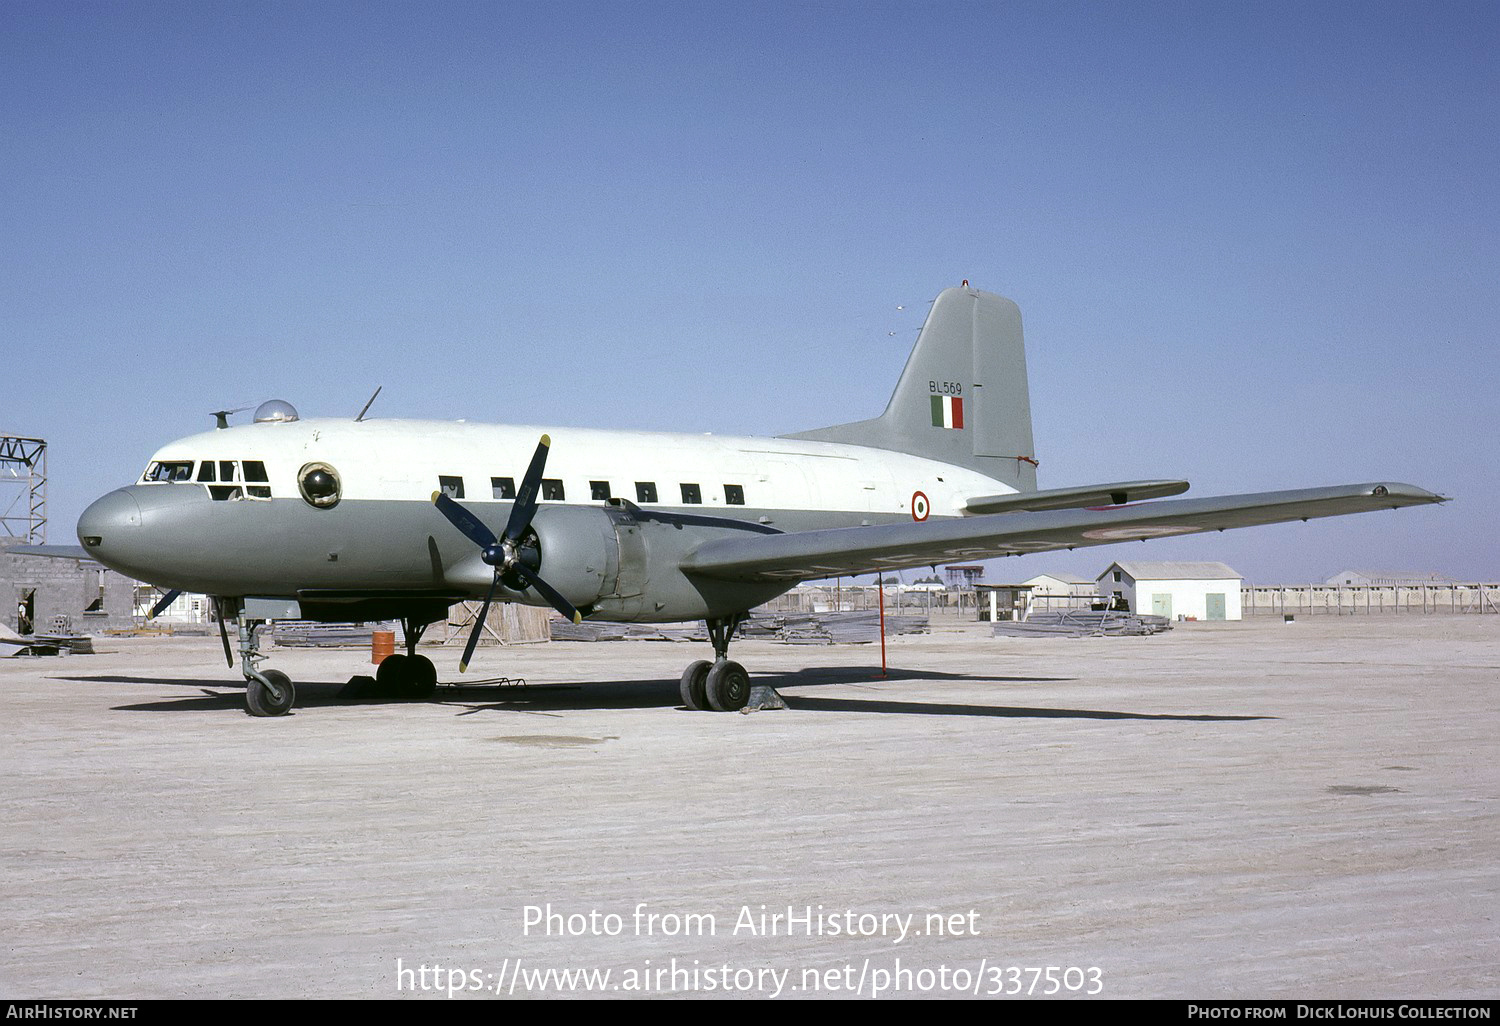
[430,491,441,503]
[539,433,551,447]
[571,612,582,624]
[458,661,469,673]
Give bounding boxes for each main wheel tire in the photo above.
[246,669,295,717]
[407,654,438,698]
[376,653,411,693]
[705,659,751,712]
[679,659,712,710]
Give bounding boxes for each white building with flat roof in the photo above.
[1024,572,1097,596]
[1097,561,1243,621]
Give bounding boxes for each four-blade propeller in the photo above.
[431,434,582,671]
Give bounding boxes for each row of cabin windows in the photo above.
[143,460,271,500]
[438,476,746,506]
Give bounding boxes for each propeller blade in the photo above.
[503,434,551,543]
[212,597,234,668]
[432,491,499,550]
[148,589,182,619]
[509,560,583,624]
[460,573,501,673]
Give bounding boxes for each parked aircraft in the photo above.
[76,286,1445,715]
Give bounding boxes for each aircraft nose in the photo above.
[77,488,143,561]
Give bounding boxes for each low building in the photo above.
[2,541,138,634]
[1096,561,1243,621]
[1023,572,1099,614]
[1324,569,1460,587]
[974,583,1034,621]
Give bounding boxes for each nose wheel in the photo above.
[246,669,294,716]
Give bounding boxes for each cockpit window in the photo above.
[243,461,270,498]
[144,461,194,482]
[145,459,271,499]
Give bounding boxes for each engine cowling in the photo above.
[500,503,792,622]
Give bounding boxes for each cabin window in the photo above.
[635,482,657,503]
[724,484,745,505]
[439,476,465,499]
[144,461,193,483]
[492,477,516,499]
[542,479,565,501]
[197,462,216,482]
[590,480,611,501]
[680,483,702,504]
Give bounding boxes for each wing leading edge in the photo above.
[680,482,1447,583]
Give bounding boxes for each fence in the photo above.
[1241,583,1500,616]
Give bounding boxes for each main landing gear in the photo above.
[235,608,438,717]
[374,616,439,700]
[680,615,753,712]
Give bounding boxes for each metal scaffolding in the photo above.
[0,435,46,543]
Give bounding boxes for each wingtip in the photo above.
[1372,482,1449,504]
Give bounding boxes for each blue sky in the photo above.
[2,1,1494,583]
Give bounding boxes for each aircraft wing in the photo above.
[7,545,93,560]
[680,482,1447,583]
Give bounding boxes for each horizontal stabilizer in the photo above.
[965,480,1190,515]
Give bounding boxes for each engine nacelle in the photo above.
[502,503,792,623]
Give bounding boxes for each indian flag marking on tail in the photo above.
[930,394,964,429]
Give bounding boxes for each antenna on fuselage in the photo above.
[210,403,256,429]
[355,386,382,422]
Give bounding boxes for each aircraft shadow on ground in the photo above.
[58,669,1273,722]
[778,696,1272,721]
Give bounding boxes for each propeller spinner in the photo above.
[432,434,583,671]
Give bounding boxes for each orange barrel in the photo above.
[371,629,396,664]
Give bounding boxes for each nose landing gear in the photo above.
[230,609,294,717]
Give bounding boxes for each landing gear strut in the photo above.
[231,604,441,716]
[375,616,438,698]
[680,614,752,712]
[231,604,294,717]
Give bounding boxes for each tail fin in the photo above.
[782,286,1038,491]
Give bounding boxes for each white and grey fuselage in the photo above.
[78,415,1015,622]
